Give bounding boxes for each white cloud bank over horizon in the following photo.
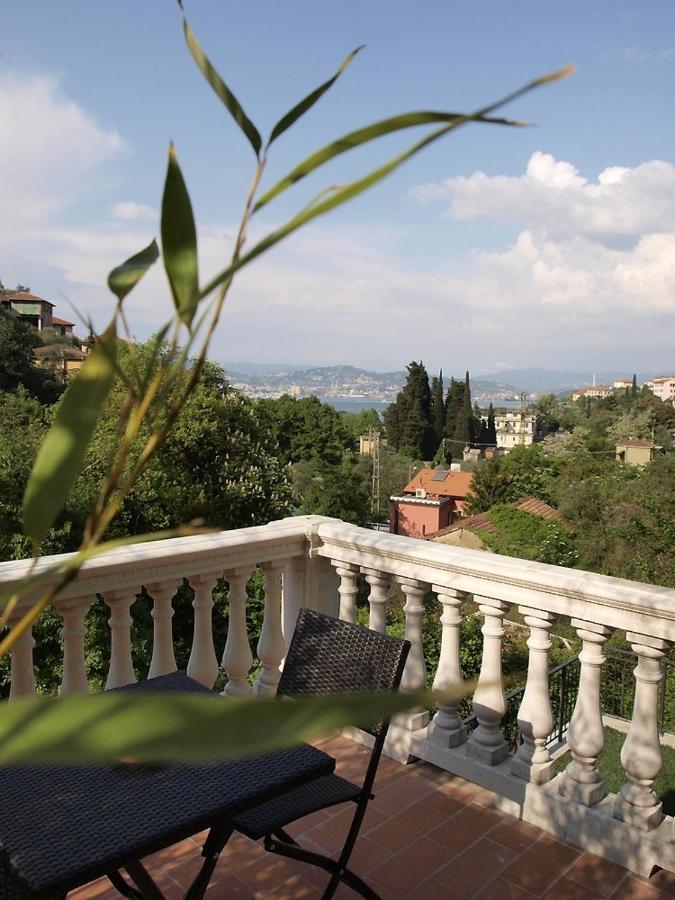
[1,65,673,376]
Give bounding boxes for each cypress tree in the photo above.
[443,377,464,447]
[430,369,445,451]
[453,370,473,447]
[486,402,497,445]
[631,373,638,397]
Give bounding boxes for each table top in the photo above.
[0,672,335,899]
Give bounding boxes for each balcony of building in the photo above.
[2,516,674,895]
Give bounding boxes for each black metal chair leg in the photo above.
[183,823,234,900]
[107,870,147,900]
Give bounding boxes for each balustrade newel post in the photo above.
[254,564,285,697]
[187,575,220,688]
[147,582,178,679]
[512,607,556,784]
[559,620,612,806]
[221,568,253,697]
[614,634,669,831]
[466,597,510,765]
[362,568,389,633]
[55,597,93,696]
[396,577,430,731]
[332,561,359,624]
[429,586,467,748]
[103,590,137,689]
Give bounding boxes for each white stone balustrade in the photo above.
[559,620,612,806]
[221,568,253,697]
[186,575,220,688]
[1,516,675,877]
[428,586,467,748]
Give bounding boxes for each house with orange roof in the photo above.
[389,467,474,539]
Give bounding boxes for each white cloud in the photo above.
[411,152,675,241]
[0,72,122,233]
[110,201,156,221]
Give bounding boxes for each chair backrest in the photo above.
[278,608,410,737]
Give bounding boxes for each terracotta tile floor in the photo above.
[72,735,675,899]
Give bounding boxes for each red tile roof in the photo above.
[52,316,75,327]
[427,496,571,540]
[403,468,474,499]
[1,291,54,306]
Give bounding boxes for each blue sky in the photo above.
[1,1,674,375]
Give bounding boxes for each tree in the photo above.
[257,395,351,466]
[443,376,465,456]
[452,370,474,448]
[485,403,497,445]
[0,310,63,403]
[301,458,371,525]
[607,408,654,444]
[384,361,435,458]
[430,370,445,446]
[632,373,638,398]
[339,407,382,443]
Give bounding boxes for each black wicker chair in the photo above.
[228,607,410,900]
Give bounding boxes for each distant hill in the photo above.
[476,367,660,395]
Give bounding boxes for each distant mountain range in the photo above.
[221,362,667,400]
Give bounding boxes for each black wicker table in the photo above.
[0,671,335,900]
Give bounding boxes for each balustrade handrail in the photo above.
[315,520,675,641]
[0,517,316,609]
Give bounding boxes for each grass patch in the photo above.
[555,726,675,817]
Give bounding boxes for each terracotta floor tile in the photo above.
[236,852,301,893]
[347,834,395,874]
[427,803,501,854]
[418,784,466,819]
[368,835,452,895]
[475,876,538,899]
[488,818,542,853]
[613,875,671,899]
[646,868,675,897]
[565,852,632,897]
[433,837,517,897]
[302,802,387,852]
[500,835,579,895]
[413,877,465,899]
[265,875,323,899]
[544,875,605,899]
[368,800,448,853]
[370,772,438,815]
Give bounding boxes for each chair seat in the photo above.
[231,773,362,840]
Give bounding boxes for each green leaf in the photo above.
[107,239,160,302]
[182,17,261,157]
[255,109,524,213]
[161,144,199,327]
[267,46,365,147]
[199,65,572,300]
[0,688,468,764]
[22,325,118,549]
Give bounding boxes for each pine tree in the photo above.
[430,370,445,450]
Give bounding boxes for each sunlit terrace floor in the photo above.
[75,734,675,900]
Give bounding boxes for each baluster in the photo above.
[221,568,253,697]
[395,577,429,731]
[559,620,612,805]
[103,590,137,689]
[333,561,359,623]
[614,634,669,830]
[187,575,220,688]
[254,564,285,697]
[429,586,467,748]
[8,613,36,699]
[512,607,556,784]
[466,597,510,765]
[362,568,389,633]
[147,582,177,679]
[55,597,93,696]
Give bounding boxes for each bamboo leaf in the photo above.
[182,17,261,157]
[255,110,524,213]
[199,65,572,300]
[0,687,469,764]
[267,46,364,147]
[161,144,199,327]
[107,239,160,302]
[22,325,118,549]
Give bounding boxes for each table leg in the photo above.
[124,859,167,900]
[184,823,233,900]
